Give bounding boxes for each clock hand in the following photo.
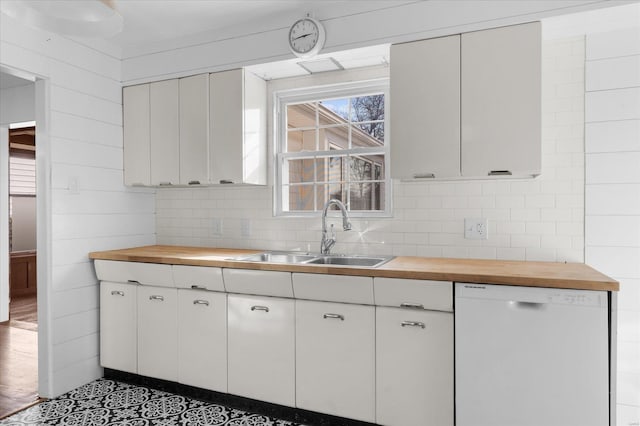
[293,33,312,41]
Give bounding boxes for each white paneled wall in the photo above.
[157,37,585,263]
[0,15,156,397]
[585,27,640,426]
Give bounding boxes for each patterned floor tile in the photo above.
[0,379,302,426]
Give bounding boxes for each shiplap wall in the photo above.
[585,27,640,425]
[157,36,585,263]
[0,15,156,397]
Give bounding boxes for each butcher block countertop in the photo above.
[89,245,619,292]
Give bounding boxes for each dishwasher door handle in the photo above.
[510,300,546,310]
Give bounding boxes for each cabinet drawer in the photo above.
[223,269,293,297]
[94,260,174,287]
[293,273,374,305]
[374,278,452,312]
[173,265,224,291]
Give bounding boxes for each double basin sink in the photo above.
[232,251,394,268]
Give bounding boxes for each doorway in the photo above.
[0,73,40,418]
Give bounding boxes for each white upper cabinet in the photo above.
[123,69,266,186]
[179,74,209,185]
[150,79,180,186]
[209,69,267,185]
[123,84,150,186]
[391,22,541,179]
[391,35,461,179]
[461,22,541,177]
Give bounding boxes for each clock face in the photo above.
[289,18,324,57]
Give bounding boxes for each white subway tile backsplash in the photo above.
[525,248,557,262]
[496,247,525,261]
[511,235,541,248]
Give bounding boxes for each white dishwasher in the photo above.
[455,283,609,426]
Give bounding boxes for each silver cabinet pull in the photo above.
[193,299,210,306]
[188,180,201,185]
[401,321,425,329]
[127,279,140,284]
[400,302,424,309]
[219,179,234,184]
[190,285,205,290]
[413,173,435,179]
[149,295,164,301]
[158,182,173,186]
[323,313,344,320]
[488,170,512,176]
[251,305,269,312]
[111,291,124,296]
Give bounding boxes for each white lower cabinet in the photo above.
[376,307,454,426]
[137,286,178,382]
[100,281,137,373]
[296,300,376,423]
[177,289,227,392]
[227,294,295,406]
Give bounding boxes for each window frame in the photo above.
[274,78,391,217]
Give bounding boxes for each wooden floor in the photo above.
[0,295,39,419]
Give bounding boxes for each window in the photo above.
[275,80,390,216]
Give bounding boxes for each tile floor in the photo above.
[0,379,303,425]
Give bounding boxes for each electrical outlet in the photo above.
[241,218,251,237]
[212,218,223,236]
[465,218,488,240]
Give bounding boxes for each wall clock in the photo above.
[288,16,326,58]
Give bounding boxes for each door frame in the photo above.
[0,126,8,323]
[0,65,52,398]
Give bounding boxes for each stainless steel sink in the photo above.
[233,251,317,264]
[306,255,393,268]
[232,251,394,268]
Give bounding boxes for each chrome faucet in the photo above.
[320,199,352,255]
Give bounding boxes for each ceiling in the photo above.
[96,0,414,57]
[2,0,639,83]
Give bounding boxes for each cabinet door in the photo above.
[376,307,454,426]
[227,294,295,406]
[179,74,209,185]
[461,22,541,177]
[150,79,180,185]
[123,84,150,186]
[177,289,227,392]
[391,35,461,179]
[137,286,178,382]
[100,282,137,373]
[210,69,243,184]
[296,300,375,423]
